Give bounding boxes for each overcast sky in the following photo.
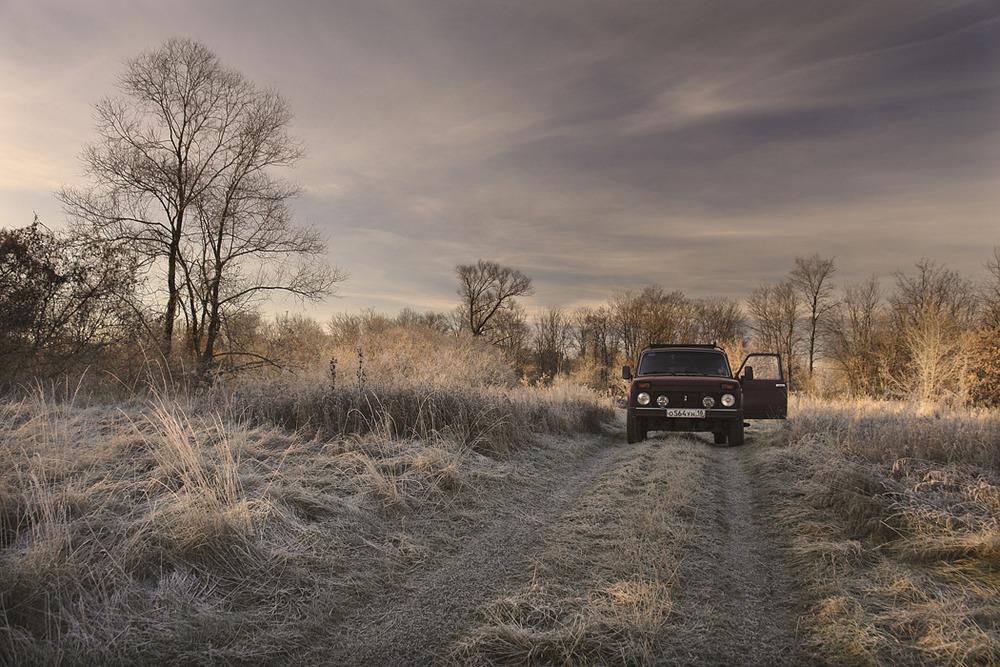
[2,0,998,317]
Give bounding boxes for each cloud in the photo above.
[1,0,998,316]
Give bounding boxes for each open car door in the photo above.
[737,353,788,419]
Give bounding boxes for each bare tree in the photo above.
[826,276,887,397]
[569,306,616,389]
[181,152,341,375]
[889,259,976,403]
[747,279,799,388]
[692,297,747,348]
[571,306,615,367]
[641,287,696,345]
[980,246,1000,329]
[532,307,572,381]
[456,260,533,339]
[609,286,695,363]
[59,39,341,373]
[967,247,1000,405]
[609,289,647,364]
[489,304,531,369]
[790,254,836,377]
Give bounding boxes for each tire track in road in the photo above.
[334,435,631,667]
[712,443,802,665]
[669,435,805,666]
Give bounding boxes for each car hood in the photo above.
[637,376,736,391]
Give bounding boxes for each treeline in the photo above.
[438,252,1000,408]
[4,216,1000,406]
[323,252,1000,408]
[747,255,996,405]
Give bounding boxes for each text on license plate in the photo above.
[666,408,705,418]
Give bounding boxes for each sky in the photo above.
[2,0,998,319]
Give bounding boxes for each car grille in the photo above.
[653,391,715,408]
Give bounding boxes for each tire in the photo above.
[713,432,728,445]
[727,419,745,447]
[626,414,647,444]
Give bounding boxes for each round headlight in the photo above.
[637,392,651,406]
[657,395,669,407]
[721,393,736,407]
[702,396,716,408]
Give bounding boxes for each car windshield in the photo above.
[637,350,731,377]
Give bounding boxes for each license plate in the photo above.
[666,408,705,418]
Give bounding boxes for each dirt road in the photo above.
[327,426,806,666]
[669,439,805,665]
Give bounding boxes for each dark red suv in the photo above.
[621,344,787,446]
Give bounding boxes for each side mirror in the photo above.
[741,366,754,381]
[621,365,633,380]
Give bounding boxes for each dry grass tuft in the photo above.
[788,396,1000,468]
[450,578,673,666]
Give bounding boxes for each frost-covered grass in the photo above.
[13,368,999,665]
[448,440,698,666]
[0,351,613,665]
[763,396,1000,666]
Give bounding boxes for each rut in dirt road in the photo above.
[672,438,805,666]
[333,436,630,667]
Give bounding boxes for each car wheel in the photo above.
[713,432,727,445]
[626,414,647,444]
[727,419,745,447]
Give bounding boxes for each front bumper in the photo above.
[630,407,741,433]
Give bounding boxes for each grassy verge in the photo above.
[760,396,1000,666]
[221,373,610,455]
[0,377,613,666]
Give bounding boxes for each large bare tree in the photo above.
[59,39,341,373]
[790,254,836,377]
[747,279,799,388]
